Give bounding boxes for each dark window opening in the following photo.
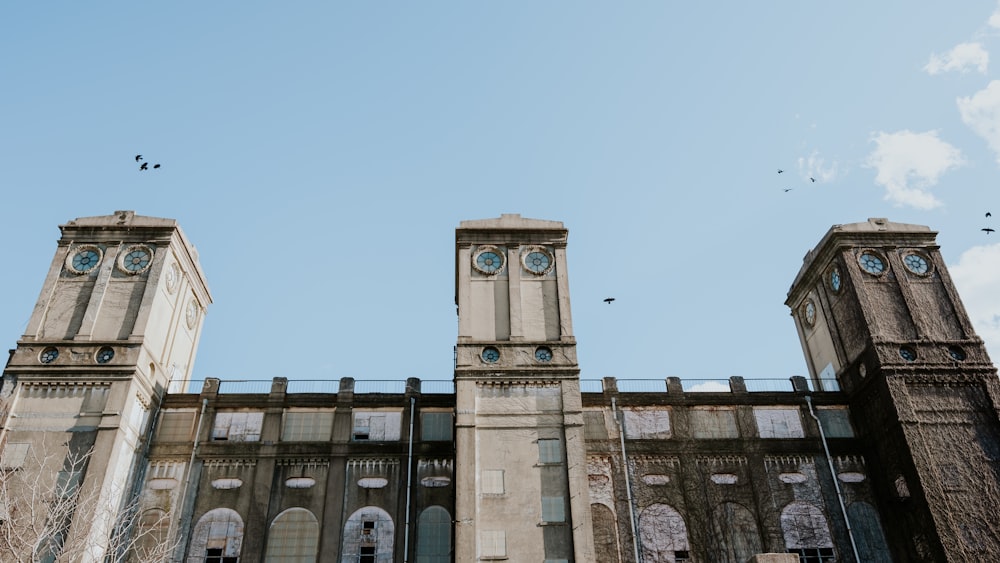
[788,547,835,563]
[205,547,238,563]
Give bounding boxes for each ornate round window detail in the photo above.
[535,346,553,362]
[899,347,917,362]
[66,245,103,274]
[39,347,58,364]
[802,299,817,326]
[829,267,842,292]
[185,299,200,329]
[95,347,115,364]
[902,251,932,276]
[118,244,154,275]
[521,246,554,276]
[481,346,500,364]
[947,345,967,361]
[472,246,505,275]
[165,262,180,293]
[858,251,886,276]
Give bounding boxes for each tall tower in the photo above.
[786,218,1000,561]
[453,214,595,562]
[0,211,211,561]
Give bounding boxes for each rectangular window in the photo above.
[541,496,565,523]
[538,439,561,464]
[690,407,739,439]
[816,407,854,438]
[353,411,402,441]
[583,411,608,440]
[421,412,453,441]
[281,410,334,441]
[622,407,672,439]
[480,530,506,558]
[482,470,505,494]
[754,407,805,438]
[0,443,29,469]
[156,411,195,442]
[212,411,263,442]
[788,547,835,563]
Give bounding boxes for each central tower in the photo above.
[453,214,594,562]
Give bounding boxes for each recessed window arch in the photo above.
[638,503,689,563]
[188,507,244,563]
[781,501,834,562]
[342,506,394,563]
[264,507,319,562]
[415,505,451,563]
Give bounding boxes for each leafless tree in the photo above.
[0,444,175,563]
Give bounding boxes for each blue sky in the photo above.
[3,2,1000,385]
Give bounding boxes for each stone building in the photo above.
[0,212,998,562]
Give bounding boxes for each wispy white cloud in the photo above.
[958,80,1000,164]
[924,42,989,74]
[950,243,1000,363]
[990,3,1000,28]
[797,151,839,183]
[865,130,964,209]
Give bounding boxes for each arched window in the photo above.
[187,508,244,563]
[132,508,171,561]
[264,508,319,562]
[591,504,621,563]
[415,506,451,562]
[638,503,689,563]
[781,501,834,562]
[710,502,762,563]
[341,506,393,563]
[847,502,892,563]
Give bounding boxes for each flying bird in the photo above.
[987,212,992,218]
[135,154,142,162]
[983,228,995,234]
[603,298,615,304]
[153,164,161,169]
[810,177,816,183]
[784,188,793,192]
[777,169,784,174]
[139,162,148,171]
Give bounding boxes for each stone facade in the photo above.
[0,213,997,562]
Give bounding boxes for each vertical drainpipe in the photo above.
[805,395,861,563]
[612,397,641,563]
[403,396,416,563]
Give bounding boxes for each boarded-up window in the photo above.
[342,507,394,563]
[816,407,854,438]
[482,470,505,494]
[623,408,671,439]
[0,443,29,469]
[188,508,244,562]
[264,508,319,562]
[754,407,804,438]
[848,502,892,563]
[480,531,506,558]
[157,411,195,442]
[353,411,401,441]
[212,412,263,442]
[584,411,608,440]
[421,412,453,442]
[538,439,562,464]
[781,501,833,550]
[281,410,334,442]
[638,503,689,563]
[591,504,620,563]
[542,497,565,523]
[690,407,739,439]
[415,506,451,563]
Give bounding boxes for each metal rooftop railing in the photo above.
[168,377,840,395]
